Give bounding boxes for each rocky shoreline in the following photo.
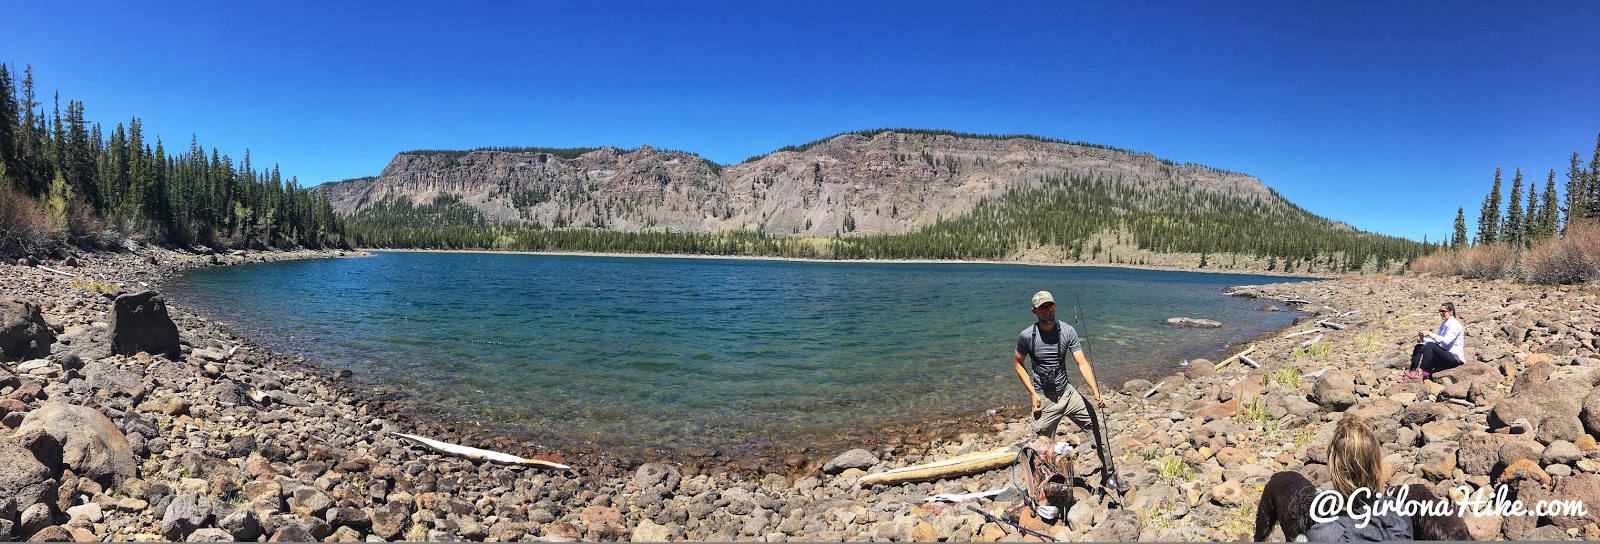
[2,248,1598,541]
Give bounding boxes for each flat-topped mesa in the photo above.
[321,129,1300,238]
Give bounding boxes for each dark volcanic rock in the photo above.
[0,436,57,515]
[160,493,213,541]
[109,291,180,357]
[0,298,54,361]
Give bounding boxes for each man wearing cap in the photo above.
[1012,290,1126,493]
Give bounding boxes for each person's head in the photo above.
[1031,291,1056,324]
[1328,415,1385,506]
[1439,302,1456,319]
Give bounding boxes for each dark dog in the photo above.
[1254,472,1473,542]
[1255,471,1318,541]
[1398,483,1472,541]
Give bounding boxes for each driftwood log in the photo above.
[1216,345,1254,371]
[857,447,1016,487]
[392,432,572,471]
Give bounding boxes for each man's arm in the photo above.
[1074,350,1106,408]
[1013,351,1040,412]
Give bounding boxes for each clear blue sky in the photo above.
[4,1,1596,242]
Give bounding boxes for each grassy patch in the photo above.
[1238,397,1281,433]
[1156,455,1196,485]
[1219,485,1263,540]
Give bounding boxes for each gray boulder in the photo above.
[50,326,110,363]
[633,463,682,494]
[13,402,135,486]
[822,449,879,474]
[0,436,57,516]
[1310,370,1357,411]
[160,493,213,541]
[1084,509,1143,541]
[0,298,54,361]
[109,291,179,357]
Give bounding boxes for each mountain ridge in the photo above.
[322,128,1333,237]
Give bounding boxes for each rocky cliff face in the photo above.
[321,130,1290,236]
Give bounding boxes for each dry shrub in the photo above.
[65,198,129,250]
[0,182,61,255]
[1411,248,1465,277]
[1524,221,1600,284]
[1461,243,1515,279]
[1411,243,1516,279]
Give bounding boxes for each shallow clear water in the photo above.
[164,252,1308,451]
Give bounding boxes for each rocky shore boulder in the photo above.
[822,449,879,474]
[0,435,57,520]
[13,402,135,486]
[1310,369,1357,411]
[108,291,179,357]
[0,298,55,361]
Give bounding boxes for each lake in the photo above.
[164,251,1309,455]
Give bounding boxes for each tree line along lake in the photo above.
[163,251,1311,456]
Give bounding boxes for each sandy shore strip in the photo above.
[370,247,1340,279]
[1,246,1595,541]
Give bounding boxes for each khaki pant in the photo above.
[1032,384,1117,477]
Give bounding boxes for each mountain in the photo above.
[321,129,1425,272]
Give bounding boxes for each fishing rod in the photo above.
[966,506,1057,542]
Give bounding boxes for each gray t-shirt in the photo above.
[1016,322,1082,398]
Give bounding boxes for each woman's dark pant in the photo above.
[1409,342,1462,373]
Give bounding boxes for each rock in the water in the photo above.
[1164,317,1222,328]
[160,493,212,541]
[13,402,135,486]
[822,449,879,474]
[0,298,55,361]
[108,291,180,357]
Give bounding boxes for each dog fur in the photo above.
[1254,473,1473,541]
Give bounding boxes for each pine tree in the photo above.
[1540,170,1560,239]
[1569,152,1590,228]
[1452,207,1467,248]
[1505,168,1524,247]
[1476,167,1502,245]
[0,64,18,183]
[1589,133,1600,222]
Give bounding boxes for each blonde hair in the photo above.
[1327,415,1386,507]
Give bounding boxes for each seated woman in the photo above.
[1256,415,1469,541]
[1304,415,1413,541]
[1403,302,1464,381]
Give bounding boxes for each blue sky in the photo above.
[3,1,1596,242]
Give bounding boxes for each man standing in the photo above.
[1012,290,1126,493]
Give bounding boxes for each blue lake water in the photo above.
[164,252,1309,453]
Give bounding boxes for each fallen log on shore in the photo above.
[392,432,572,471]
[858,447,1017,487]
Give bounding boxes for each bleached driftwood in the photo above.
[392,432,572,471]
[1144,380,1167,398]
[38,265,75,277]
[1299,334,1324,348]
[1284,329,1321,339]
[1283,298,1311,305]
[1213,344,1259,370]
[1239,354,1261,369]
[857,447,1016,487]
[1317,320,1348,331]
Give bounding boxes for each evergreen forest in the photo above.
[0,63,345,256]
